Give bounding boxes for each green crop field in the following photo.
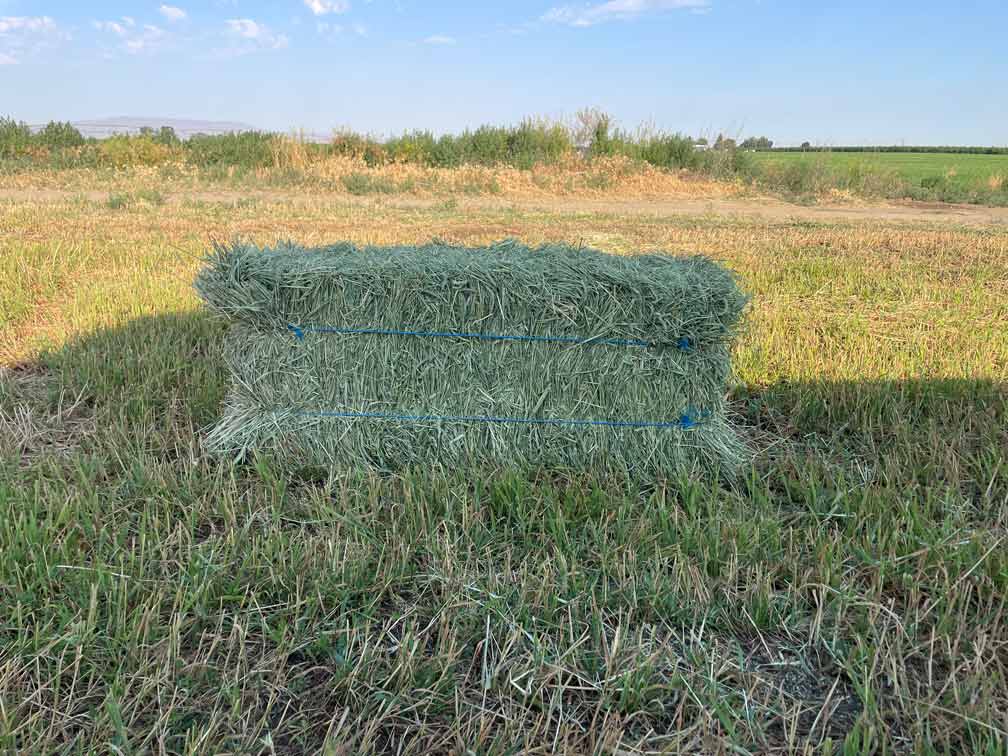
[752,151,1008,198]
[1,174,1007,753]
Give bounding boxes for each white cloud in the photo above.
[317,21,344,34]
[159,5,188,22]
[304,0,350,15]
[226,18,263,38]
[223,18,289,54]
[0,16,57,34]
[94,17,168,54]
[125,25,166,53]
[423,34,455,45]
[0,16,65,63]
[542,0,709,26]
[352,22,367,36]
[93,20,130,36]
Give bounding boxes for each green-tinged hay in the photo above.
[195,239,748,348]
[196,240,750,478]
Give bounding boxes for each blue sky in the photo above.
[1,1,1005,145]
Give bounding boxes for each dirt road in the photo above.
[2,187,1007,227]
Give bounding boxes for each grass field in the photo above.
[752,151,1008,202]
[1,180,1007,753]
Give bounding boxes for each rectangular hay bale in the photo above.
[195,240,749,478]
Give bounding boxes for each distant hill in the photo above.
[33,117,260,139]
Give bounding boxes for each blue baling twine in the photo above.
[287,324,693,351]
[296,408,710,430]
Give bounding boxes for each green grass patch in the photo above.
[752,151,1008,204]
[106,189,166,209]
[340,172,399,195]
[0,195,1006,752]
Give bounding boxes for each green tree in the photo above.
[739,136,773,150]
[37,121,86,149]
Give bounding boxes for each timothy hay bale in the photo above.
[196,239,749,478]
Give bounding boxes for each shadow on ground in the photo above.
[4,310,1004,499]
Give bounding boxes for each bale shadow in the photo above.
[8,310,1005,496]
[733,374,1007,503]
[3,311,227,465]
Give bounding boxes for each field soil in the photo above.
[3,186,1008,227]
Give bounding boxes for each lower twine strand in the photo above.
[287,324,693,351]
[292,409,710,430]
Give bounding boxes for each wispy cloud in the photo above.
[0,16,58,34]
[0,15,65,64]
[93,19,132,37]
[352,22,367,36]
[125,25,166,53]
[423,34,455,45]
[93,16,167,55]
[159,5,188,22]
[542,0,709,26]
[304,0,350,15]
[221,18,290,55]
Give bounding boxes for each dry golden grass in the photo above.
[0,154,741,201]
[3,192,1005,381]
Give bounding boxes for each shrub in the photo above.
[99,136,178,167]
[386,120,573,169]
[457,174,502,195]
[588,116,616,158]
[341,172,398,195]
[739,136,774,150]
[705,144,754,180]
[845,162,904,198]
[153,126,181,146]
[184,131,277,168]
[136,188,166,205]
[327,129,388,166]
[386,131,439,165]
[107,193,130,209]
[427,135,460,167]
[36,121,86,150]
[636,133,698,169]
[583,115,697,170]
[0,117,33,159]
[504,119,571,168]
[106,189,166,209]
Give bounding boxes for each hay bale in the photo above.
[196,239,749,477]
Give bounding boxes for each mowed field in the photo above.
[752,151,1008,195]
[1,176,1007,753]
